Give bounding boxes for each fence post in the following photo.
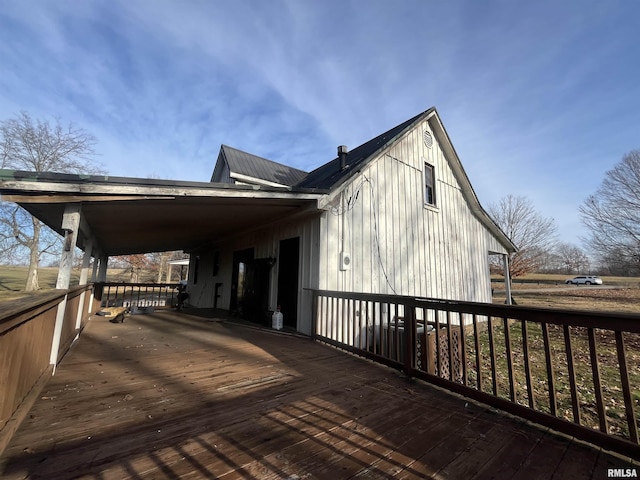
[311,290,318,341]
[404,306,416,376]
[93,282,104,311]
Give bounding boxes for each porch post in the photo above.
[98,255,108,282]
[503,254,513,305]
[79,238,93,286]
[76,238,94,328]
[50,203,81,374]
[88,250,101,314]
[167,263,173,283]
[91,250,100,282]
[55,203,81,290]
[49,294,68,374]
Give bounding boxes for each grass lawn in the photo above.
[0,265,129,303]
[481,274,640,443]
[464,320,640,441]
[0,266,75,302]
[492,273,640,314]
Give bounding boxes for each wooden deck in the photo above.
[0,310,635,479]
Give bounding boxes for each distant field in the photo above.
[0,266,129,303]
[492,274,640,315]
[493,272,640,287]
[2,267,639,316]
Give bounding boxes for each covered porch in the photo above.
[0,309,631,479]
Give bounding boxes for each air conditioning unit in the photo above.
[340,252,351,271]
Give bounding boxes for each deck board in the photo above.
[0,310,635,479]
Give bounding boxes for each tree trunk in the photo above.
[157,252,169,283]
[25,218,41,291]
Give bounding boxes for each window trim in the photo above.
[424,161,436,207]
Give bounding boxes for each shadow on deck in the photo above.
[0,310,635,479]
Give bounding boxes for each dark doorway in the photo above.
[231,248,273,324]
[242,258,272,324]
[230,248,253,314]
[277,237,300,329]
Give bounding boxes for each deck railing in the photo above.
[95,282,181,309]
[0,284,96,455]
[311,289,640,459]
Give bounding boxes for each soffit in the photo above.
[0,172,324,256]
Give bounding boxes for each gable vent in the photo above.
[423,130,433,148]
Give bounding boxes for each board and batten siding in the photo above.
[318,119,507,304]
[188,216,320,335]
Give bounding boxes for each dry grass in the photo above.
[465,321,640,441]
[492,274,640,315]
[496,288,640,314]
[0,266,129,303]
[484,274,640,443]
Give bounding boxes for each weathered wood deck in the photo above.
[0,310,635,479]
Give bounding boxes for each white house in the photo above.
[185,107,515,333]
[0,107,515,336]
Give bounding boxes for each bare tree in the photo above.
[580,150,640,276]
[555,242,590,274]
[0,112,103,290]
[488,195,558,278]
[152,251,188,282]
[531,248,561,273]
[112,254,155,283]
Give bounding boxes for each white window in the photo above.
[424,162,436,206]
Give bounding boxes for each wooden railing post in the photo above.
[615,331,639,443]
[309,288,640,458]
[311,290,318,341]
[92,282,104,312]
[404,306,415,376]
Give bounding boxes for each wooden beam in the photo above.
[0,181,323,200]
[1,194,175,203]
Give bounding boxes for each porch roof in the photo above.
[0,170,327,255]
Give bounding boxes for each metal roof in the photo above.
[0,107,516,255]
[296,109,433,190]
[296,106,516,252]
[219,145,308,187]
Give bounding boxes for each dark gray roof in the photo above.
[220,145,308,186]
[296,108,434,190]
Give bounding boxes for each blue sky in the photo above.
[1,1,639,245]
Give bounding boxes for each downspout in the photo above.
[338,146,349,290]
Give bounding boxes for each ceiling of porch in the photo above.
[0,171,324,256]
[25,196,320,255]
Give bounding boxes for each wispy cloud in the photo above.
[1,0,639,242]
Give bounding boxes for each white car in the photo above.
[565,275,603,285]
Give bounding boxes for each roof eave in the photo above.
[0,169,328,199]
[426,112,517,253]
[325,108,437,192]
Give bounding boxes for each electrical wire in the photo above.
[329,174,397,295]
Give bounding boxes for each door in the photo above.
[277,237,300,329]
[242,258,272,324]
[230,248,254,314]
